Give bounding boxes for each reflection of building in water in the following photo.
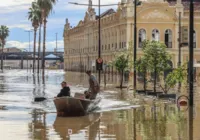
[64,0,200,74]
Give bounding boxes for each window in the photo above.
[139,29,146,48]
[165,29,172,48]
[194,30,196,48]
[152,29,160,41]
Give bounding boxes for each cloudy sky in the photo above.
[0,0,120,52]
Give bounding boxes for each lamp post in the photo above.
[189,0,194,107]
[178,12,182,67]
[56,33,58,62]
[25,30,33,71]
[23,49,28,72]
[69,1,121,85]
[133,0,137,90]
[188,1,194,139]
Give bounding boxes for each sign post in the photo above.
[96,58,103,71]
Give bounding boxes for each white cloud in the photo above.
[0,0,33,7]
[0,0,34,13]
[6,40,64,51]
[8,24,32,30]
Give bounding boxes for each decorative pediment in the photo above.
[141,9,170,20]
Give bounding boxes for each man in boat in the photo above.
[57,81,71,97]
[85,70,100,100]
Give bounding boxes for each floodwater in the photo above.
[0,70,199,140]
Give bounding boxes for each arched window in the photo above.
[194,30,196,48]
[139,29,146,48]
[165,29,172,48]
[152,29,160,41]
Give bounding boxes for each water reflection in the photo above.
[53,113,100,140]
[0,70,199,140]
[29,109,47,140]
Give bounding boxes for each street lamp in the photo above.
[25,30,33,71]
[188,1,194,139]
[189,0,194,107]
[23,49,28,72]
[133,0,137,90]
[69,1,121,85]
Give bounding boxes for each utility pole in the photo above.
[133,0,137,90]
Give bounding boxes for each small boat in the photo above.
[53,93,101,116]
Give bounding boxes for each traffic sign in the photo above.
[96,58,103,70]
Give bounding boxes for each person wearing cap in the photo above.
[85,70,100,100]
[57,81,71,97]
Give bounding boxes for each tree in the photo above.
[28,2,40,73]
[160,64,187,94]
[143,40,171,93]
[135,57,148,92]
[36,4,43,74]
[37,0,57,76]
[0,25,9,71]
[113,53,129,89]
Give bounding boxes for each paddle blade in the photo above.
[34,97,47,102]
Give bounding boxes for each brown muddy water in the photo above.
[0,70,199,140]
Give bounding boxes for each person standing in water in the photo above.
[85,70,100,100]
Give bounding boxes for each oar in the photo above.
[34,97,54,102]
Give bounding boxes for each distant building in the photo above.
[63,0,200,72]
[0,47,22,53]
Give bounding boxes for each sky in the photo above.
[0,0,120,52]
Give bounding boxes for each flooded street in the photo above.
[0,70,199,140]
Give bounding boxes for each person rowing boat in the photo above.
[85,70,100,100]
[56,81,71,97]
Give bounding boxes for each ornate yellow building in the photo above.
[63,0,200,72]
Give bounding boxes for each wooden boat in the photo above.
[53,93,101,116]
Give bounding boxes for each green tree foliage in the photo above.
[160,64,187,94]
[0,25,9,71]
[135,57,148,91]
[139,40,171,93]
[113,53,129,88]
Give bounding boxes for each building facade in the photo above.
[63,0,200,72]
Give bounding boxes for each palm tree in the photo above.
[28,2,40,73]
[37,0,57,76]
[0,25,9,71]
[37,6,42,74]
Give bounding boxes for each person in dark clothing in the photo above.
[57,81,70,97]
